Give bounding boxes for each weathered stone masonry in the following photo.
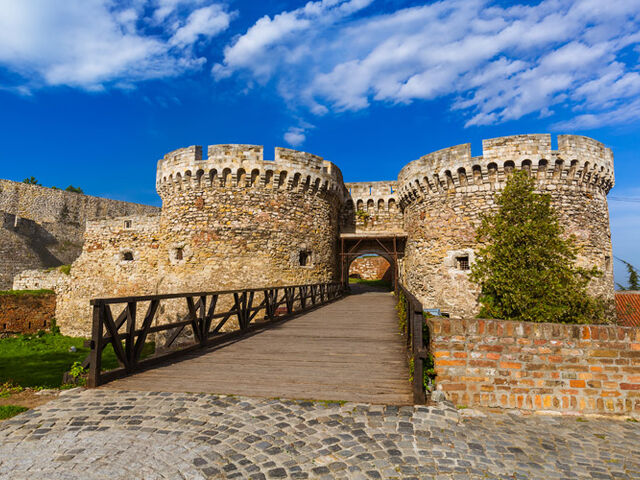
[9,134,616,337]
[0,179,159,290]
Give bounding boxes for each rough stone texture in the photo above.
[1,389,638,479]
[342,182,404,233]
[0,179,159,289]
[55,146,346,336]
[28,134,615,334]
[349,256,391,282]
[0,292,56,334]
[398,134,615,317]
[13,268,69,291]
[429,317,640,415]
[55,214,162,336]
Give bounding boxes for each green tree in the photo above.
[616,259,639,291]
[22,176,40,185]
[470,170,604,324]
[65,185,83,194]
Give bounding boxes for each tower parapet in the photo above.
[397,134,614,205]
[156,144,347,199]
[341,181,403,234]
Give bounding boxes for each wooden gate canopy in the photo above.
[85,282,344,388]
[340,233,407,289]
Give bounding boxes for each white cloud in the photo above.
[212,0,374,80]
[214,0,640,129]
[284,126,306,146]
[170,5,235,47]
[0,0,233,90]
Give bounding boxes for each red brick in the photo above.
[441,383,466,391]
[499,361,522,370]
[438,359,466,367]
[621,383,640,390]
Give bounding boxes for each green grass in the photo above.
[45,264,71,275]
[0,289,54,297]
[0,405,28,420]
[348,278,392,289]
[0,332,154,388]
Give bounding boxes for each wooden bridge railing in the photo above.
[396,282,428,404]
[85,282,344,387]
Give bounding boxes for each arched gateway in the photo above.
[339,233,406,290]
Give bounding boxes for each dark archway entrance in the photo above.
[339,233,407,290]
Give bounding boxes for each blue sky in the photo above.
[0,0,639,286]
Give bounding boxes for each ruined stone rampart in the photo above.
[397,134,614,317]
[0,179,159,289]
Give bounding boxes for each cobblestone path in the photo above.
[0,389,638,479]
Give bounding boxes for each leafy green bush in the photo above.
[21,176,39,185]
[65,185,83,194]
[68,361,87,386]
[616,259,639,291]
[470,170,605,324]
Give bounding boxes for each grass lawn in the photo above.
[0,405,28,420]
[348,278,392,289]
[0,332,154,388]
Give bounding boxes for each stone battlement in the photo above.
[157,144,346,199]
[397,134,614,204]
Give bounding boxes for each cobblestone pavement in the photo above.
[0,389,638,479]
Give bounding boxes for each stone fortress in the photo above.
[6,134,615,336]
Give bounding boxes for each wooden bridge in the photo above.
[85,282,428,405]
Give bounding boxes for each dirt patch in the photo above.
[0,389,59,411]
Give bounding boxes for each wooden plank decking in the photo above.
[103,286,413,405]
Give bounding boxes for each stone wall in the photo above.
[13,268,70,291]
[0,292,56,335]
[398,134,614,317]
[55,214,161,336]
[0,179,159,289]
[349,255,391,282]
[341,182,404,233]
[429,317,640,416]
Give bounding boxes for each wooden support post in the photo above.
[87,303,103,388]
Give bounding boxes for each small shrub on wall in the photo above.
[471,170,605,324]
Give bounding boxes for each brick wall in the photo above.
[0,292,56,334]
[349,256,391,281]
[429,317,640,415]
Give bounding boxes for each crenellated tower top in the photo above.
[397,134,614,206]
[156,144,347,200]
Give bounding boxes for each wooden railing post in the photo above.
[87,302,103,388]
[410,300,426,404]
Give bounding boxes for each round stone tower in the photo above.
[155,144,346,292]
[397,134,615,317]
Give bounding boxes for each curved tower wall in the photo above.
[397,134,614,317]
[155,144,346,294]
